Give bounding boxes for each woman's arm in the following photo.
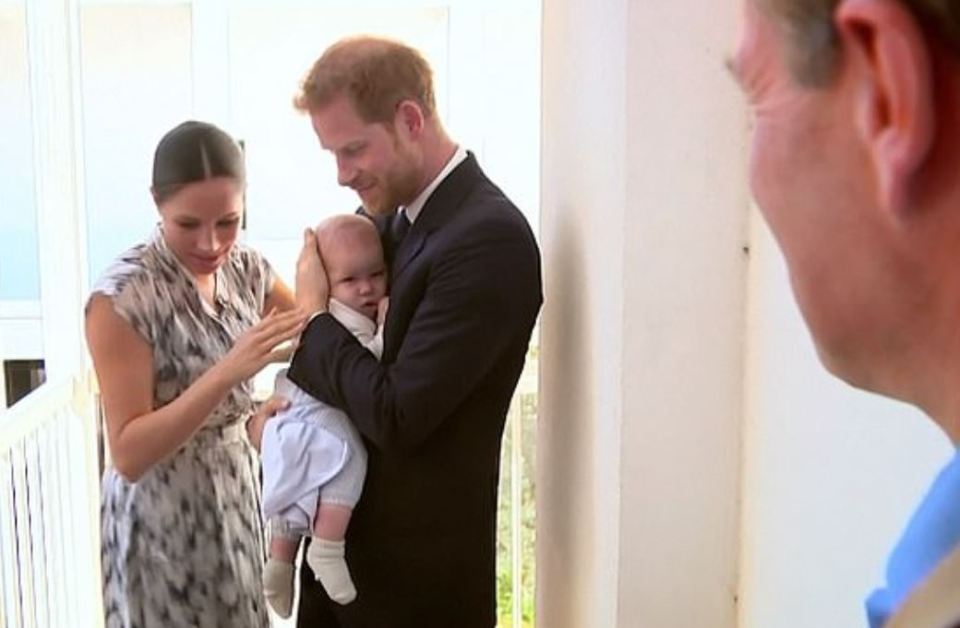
[86,295,304,482]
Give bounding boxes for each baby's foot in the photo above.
[306,539,357,604]
[263,558,295,618]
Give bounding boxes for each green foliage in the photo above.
[496,345,538,627]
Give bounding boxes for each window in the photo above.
[0,3,40,303]
[0,2,44,411]
[3,359,45,408]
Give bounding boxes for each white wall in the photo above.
[539,0,747,625]
[80,3,193,283]
[738,214,953,628]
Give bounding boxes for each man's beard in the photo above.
[363,162,421,216]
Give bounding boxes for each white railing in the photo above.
[0,370,104,628]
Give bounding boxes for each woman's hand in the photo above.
[246,394,290,451]
[219,308,306,384]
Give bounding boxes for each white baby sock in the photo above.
[306,538,357,605]
[263,558,296,618]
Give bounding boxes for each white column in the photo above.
[24,3,102,625]
[539,1,747,625]
[539,1,627,624]
[25,0,88,381]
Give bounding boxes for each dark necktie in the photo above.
[391,209,411,246]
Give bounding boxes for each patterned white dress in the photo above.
[91,229,274,628]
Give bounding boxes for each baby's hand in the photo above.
[246,394,290,451]
[377,296,390,326]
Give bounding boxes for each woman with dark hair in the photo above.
[85,121,304,626]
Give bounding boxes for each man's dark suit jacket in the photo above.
[287,153,543,627]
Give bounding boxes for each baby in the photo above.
[260,214,387,617]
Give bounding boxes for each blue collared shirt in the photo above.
[866,448,960,627]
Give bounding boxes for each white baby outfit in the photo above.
[261,299,382,536]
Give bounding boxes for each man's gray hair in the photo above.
[761,0,960,86]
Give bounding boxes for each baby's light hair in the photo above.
[314,214,382,266]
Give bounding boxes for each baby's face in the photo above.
[323,234,387,320]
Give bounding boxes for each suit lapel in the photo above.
[392,229,427,279]
[390,152,484,281]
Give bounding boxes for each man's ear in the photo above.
[395,100,425,139]
[836,0,935,214]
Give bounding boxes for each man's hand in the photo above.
[246,394,290,451]
[296,228,329,316]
